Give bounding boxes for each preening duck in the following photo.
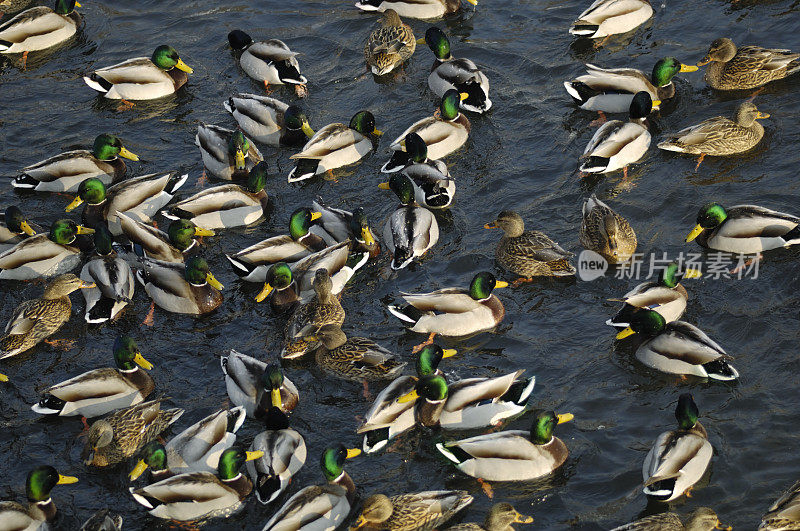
[228,30,307,90]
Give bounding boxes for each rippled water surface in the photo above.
[1,0,800,528]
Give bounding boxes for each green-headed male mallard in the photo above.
[311,197,380,255]
[80,223,134,324]
[83,45,193,100]
[436,409,574,481]
[225,94,314,147]
[136,256,223,316]
[611,507,727,531]
[448,503,535,531]
[616,309,739,380]
[118,212,214,264]
[569,0,652,40]
[31,335,153,417]
[288,111,382,182]
[303,324,406,381]
[197,124,264,181]
[355,0,476,20]
[261,444,361,531]
[227,30,307,91]
[486,210,575,282]
[685,202,800,254]
[14,133,138,193]
[351,490,473,530]
[0,466,78,529]
[698,38,800,91]
[384,132,454,209]
[643,394,712,502]
[221,350,299,419]
[381,172,439,270]
[580,194,637,264]
[0,273,94,358]
[421,27,491,113]
[364,9,416,76]
[130,447,262,522]
[0,219,93,280]
[0,205,38,252]
[760,481,800,530]
[0,0,80,55]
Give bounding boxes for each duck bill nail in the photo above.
[310,211,322,221]
[57,474,79,485]
[65,197,84,212]
[20,221,36,236]
[134,353,154,370]
[494,281,509,289]
[616,327,636,339]
[346,448,362,459]
[685,224,703,242]
[442,348,457,358]
[175,59,193,73]
[302,123,315,138]
[680,64,699,72]
[118,147,139,161]
[245,450,265,461]
[255,283,273,302]
[557,413,574,424]
[129,460,148,480]
[271,388,283,408]
[206,273,224,290]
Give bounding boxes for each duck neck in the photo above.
[331,470,356,503]
[415,397,446,427]
[222,472,254,497]
[30,498,56,522]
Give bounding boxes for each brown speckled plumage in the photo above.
[658,102,766,156]
[579,195,637,264]
[700,38,800,90]
[489,211,575,278]
[364,9,416,75]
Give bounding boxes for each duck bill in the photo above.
[616,327,636,339]
[514,512,534,524]
[459,92,469,101]
[75,225,95,235]
[378,182,391,190]
[65,196,84,212]
[484,222,498,229]
[57,474,79,485]
[494,281,509,289]
[310,211,322,221]
[442,348,457,358]
[346,448,361,459]
[175,58,194,74]
[696,57,712,67]
[134,352,154,370]
[118,147,139,161]
[74,1,81,6]
[556,413,574,424]
[271,388,283,408]
[397,389,419,403]
[19,221,36,236]
[651,99,662,108]
[679,64,699,72]
[372,128,383,137]
[0,373,7,382]
[715,522,732,531]
[301,122,315,138]
[416,37,426,45]
[129,459,149,481]
[206,273,224,290]
[465,0,478,5]
[79,280,96,289]
[360,227,376,247]
[350,516,368,530]
[234,149,246,170]
[255,283,273,302]
[245,450,265,461]
[194,226,215,237]
[685,224,704,242]
[756,112,770,119]
[683,268,702,279]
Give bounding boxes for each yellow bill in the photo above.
[514,512,534,524]
[0,373,8,382]
[416,37,426,45]
[129,459,148,481]
[484,222,498,229]
[361,227,376,246]
[696,57,711,66]
[459,92,469,101]
[255,283,273,302]
[118,146,139,161]
[346,448,361,459]
[685,224,704,242]
[756,112,770,119]
[57,474,79,485]
[465,0,478,5]
[175,58,193,74]
[373,128,383,136]
[557,413,574,424]
[378,182,391,190]
[310,211,322,221]
[65,196,84,212]
[651,99,662,107]
[134,352,154,370]
[616,327,636,339]
[246,450,265,461]
[234,149,246,170]
[193,226,215,237]
[74,1,81,6]
[683,267,702,279]
[271,388,283,408]
[680,64,699,72]
[206,272,224,290]
[19,220,36,236]
[442,348,457,358]
[398,389,419,403]
[76,225,94,235]
[494,280,509,289]
[79,280,96,289]
[350,515,368,530]
[302,122,315,138]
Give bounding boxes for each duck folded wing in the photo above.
[0,235,71,270]
[342,338,396,365]
[504,236,572,263]
[141,260,194,299]
[85,259,130,301]
[359,375,416,431]
[0,8,65,42]
[0,502,37,530]
[119,213,177,259]
[248,40,298,62]
[717,205,800,238]
[109,173,172,212]
[447,431,537,459]
[234,235,310,264]
[173,185,255,214]
[262,484,348,531]
[168,411,235,472]
[644,432,710,486]
[391,119,453,150]
[4,300,39,335]
[22,150,97,177]
[445,371,523,411]
[252,429,305,477]
[49,368,133,400]
[737,46,800,71]
[579,64,653,93]
[196,125,232,162]
[654,322,728,359]
[291,124,360,159]
[94,58,165,84]
[291,242,349,293]
[436,58,483,84]
[573,0,651,32]
[135,472,234,504]
[585,122,645,158]
[624,284,681,307]
[762,480,800,522]
[223,351,264,398]
[401,288,477,313]
[661,117,735,147]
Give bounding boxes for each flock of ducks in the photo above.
[0,0,799,529]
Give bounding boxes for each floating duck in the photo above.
[0,0,81,57]
[228,30,307,89]
[0,219,93,280]
[196,124,263,181]
[351,490,473,530]
[220,350,299,418]
[364,9,416,76]
[579,194,637,264]
[381,172,439,270]
[698,38,800,91]
[354,0,476,20]
[135,256,224,316]
[0,466,78,529]
[0,206,38,252]
[569,0,653,40]
[224,94,314,147]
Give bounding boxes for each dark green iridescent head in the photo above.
[49,219,80,245]
[675,393,700,430]
[415,374,449,401]
[319,444,359,481]
[388,173,415,205]
[415,344,451,376]
[289,208,319,240]
[184,256,211,285]
[261,363,284,391]
[138,441,168,472]
[92,223,114,256]
[283,106,310,131]
[167,220,199,251]
[54,0,79,16]
[26,466,75,502]
[349,207,370,240]
[266,262,294,291]
[424,27,451,60]
[440,89,461,121]
[696,202,728,229]
[405,132,428,163]
[151,45,182,71]
[92,134,124,161]
[217,447,248,480]
[659,262,681,288]
[530,410,558,445]
[628,308,667,336]
[113,336,140,370]
[4,206,32,234]
[77,178,107,205]
[246,161,268,194]
[469,272,502,300]
[651,57,684,87]
[228,130,250,170]
[349,111,378,136]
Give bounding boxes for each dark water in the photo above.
[1,0,800,529]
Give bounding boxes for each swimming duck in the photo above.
[227,30,307,90]
[0,205,38,252]
[162,162,269,230]
[686,202,800,254]
[0,273,93,358]
[564,58,696,113]
[288,240,369,299]
[382,89,469,172]
[354,0,476,20]
[351,490,473,530]
[261,444,361,531]
[364,9,416,76]
[303,324,406,381]
[130,447,262,522]
[448,503,535,531]
[311,197,380,255]
[80,224,134,324]
[569,0,653,40]
[421,27,491,113]
[220,350,299,418]
[31,335,153,417]
[611,507,727,531]
[760,481,800,530]
[436,409,573,481]
[80,509,123,531]
[84,398,184,467]
[288,111,382,182]
[358,344,455,453]
[606,262,701,330]
[135,256,223,315]
[388,272,507,351]
[0,0,80,55]
[383,132,454,209]
[118,212,214,264]
[486,210,575,281]
[0,219,92,280]
[196,124,264,181]
[381,172,439,270]
[698,38,800,91]
[14,133,138,193]
[83,45,193,100]
[247,406,307,505]
[643,394,712,502]
[579,194,637,264]
[0,466,78,529]
[65,173,188,235]
[224,94,314,147]
[579,91,654,178]
[616,309,739,380]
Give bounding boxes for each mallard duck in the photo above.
[65,173,188,235]
[611,507,727,531]
[311,197,380,254]
[760,481,800,530]
[685,202,800,254]
[130,447,262,522]
[382,90,469,172]
[358,344,456,453]
[642,394,712,502]
[227,207,325,282]
[83,45,193,100]
[303,324,407,381]
[261,444,361,531]
[0,466,78,529]
[224,94,314,147]
[606,262,701,330]
[118,212,214,264]
[288,111,382,182]
[579,92,654,177]
[382,132,454,209]
[616,309,739,380]
[351,490,472,530]
[388,272,507,351]
[698,38,800,91]
[197,124,264,181]
[0,273,93,358]
[0,205,38,252]
[564,58,696,113]
[227,30,307,89]
[13,133,139,193]
[569,0,653,39]
[354,0,476,20]
[247,406,307,505]
[382,172,439,270]
[486,210,575,281]
[84,398,184,467]
[80,509,123,531]
[220,350,299,418]
[80,224,134,323]
[580,194,637,264]
[135,256,224,315]
[448,503,534,531]
[31,335,152,417]
[0,219,93,280]
[421,27,491,113]
[0,0,80,54]
[364,9,415,76]
[436,409,573,481]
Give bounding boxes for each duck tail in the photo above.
[569,23,599,37]
[643,475,678,500]
[11,174,38,189]
[225,254,255,277]
[85,296,115,324]
[703,359,739,381]
[381,150,409,173]
[390,247,414,271]
[254,474,282,505]
[355,0,383,10]
[606,303,635,329]
[579,156,609,173]
[129,487,159,510]
[436,442,471,464]
[31,394,65,415]
[223,97,235,114]
[563,81,597,104]
[502,375,536,406]
[164,173,189,195]
[362,427,390,454]
[287,159,320,183]
[782,224,800,246]
[83,73,113,94]
[386,303,422,325]
[0,40,12,52]
[227,406,247,433]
